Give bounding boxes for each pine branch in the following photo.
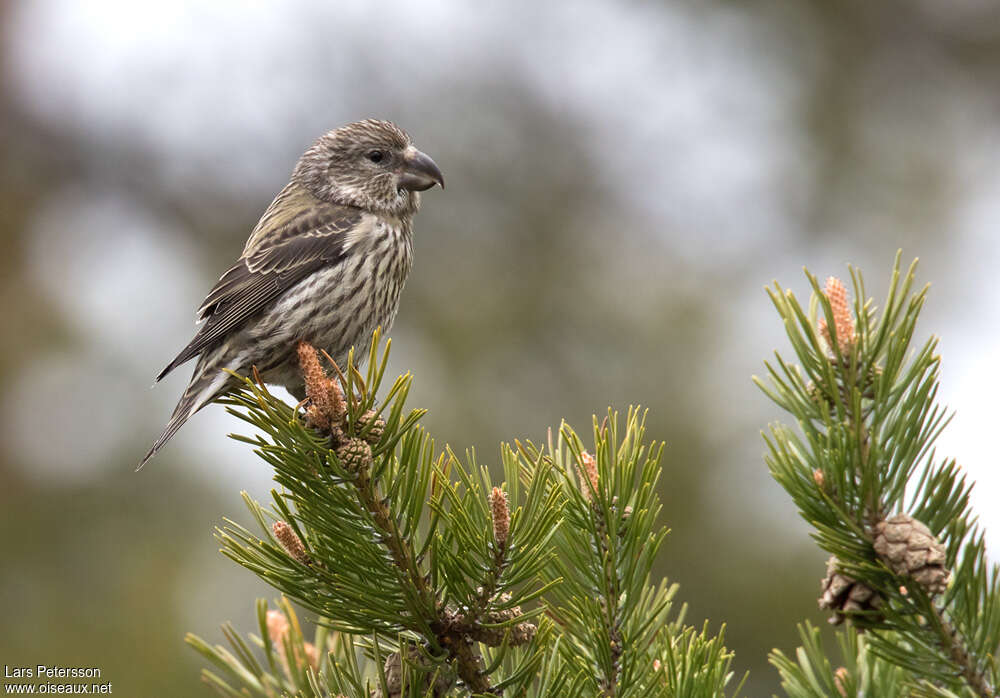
[525,409,743,698]
[933,605,994,698]
[771,622,909,697]
[758,253,999,697]
[204,333,571,695]
[194,367,744,696]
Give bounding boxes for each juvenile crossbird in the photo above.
[141,119,443,468]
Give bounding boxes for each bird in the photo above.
[140,119,443,469]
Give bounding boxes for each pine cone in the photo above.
[377,646,452,698]
[873,514,950,595]
[381,651,405,698]
[474,604,537,647]
[358,409,386,445]
[335,437,372,473]
[819,557,883,625]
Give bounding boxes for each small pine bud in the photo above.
[272,520,311,565]
[652,659,662,672]
[322,377,347,425]
[834,667,849,697]
[358,409,386,445]
[266,609,294,674]
[490,486,510,549]
[267,608,320,675]
[813,469,825,489]
[298,341,331,414]
[818,276,856,354]
[266,610,290,648]
[304,404,326,429]
[336,437,373,473]
[303,642,319,672]
[297,341,346,431]
[806,380,841,415]
[576,450,599,500]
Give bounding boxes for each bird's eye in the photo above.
[366,150,385,163]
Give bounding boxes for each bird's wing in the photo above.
[156,195,363,381]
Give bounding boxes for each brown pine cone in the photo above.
[474,605,537,647]
[357,409,386,445]
[377,646,452,698]
[873,514,950,595]
[335,437,373,473]
[819,557,883,625]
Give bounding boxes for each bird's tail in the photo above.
[138,350,240,470]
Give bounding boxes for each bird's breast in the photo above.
[369,218,414,320]
[304,216,412,354]
[245,214,414,387]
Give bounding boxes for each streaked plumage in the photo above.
[141,119,443,468]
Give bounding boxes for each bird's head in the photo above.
[294,119,444,216]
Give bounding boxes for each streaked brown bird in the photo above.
[141,119,443,468]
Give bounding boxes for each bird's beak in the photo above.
[398,147,445,191]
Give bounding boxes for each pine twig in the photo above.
[593,499,623,698]
[932,606,995,698]
[352,454,495,692]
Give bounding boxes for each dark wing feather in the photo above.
[156,196,362,381]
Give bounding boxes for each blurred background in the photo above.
[2,0,1000,694]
